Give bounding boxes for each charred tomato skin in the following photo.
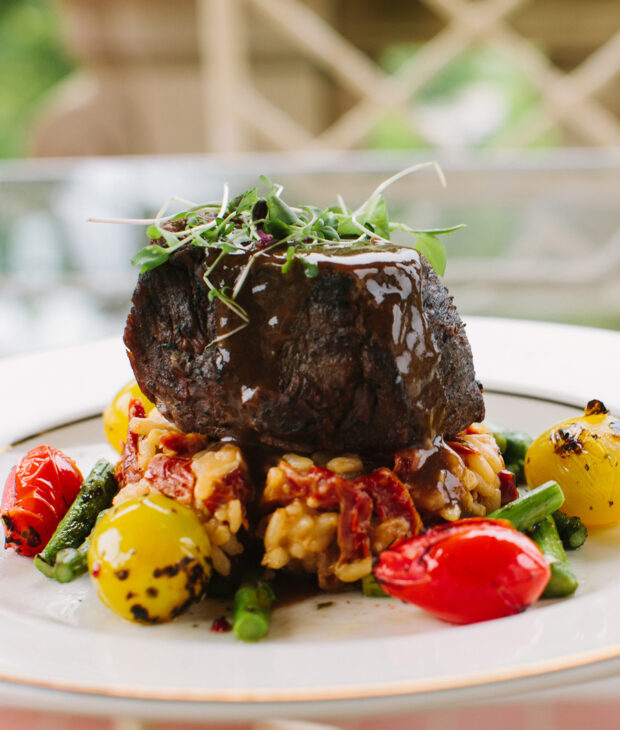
[1,446,83,556]
[525,400,620,528]
[374,518,550,625]
[87,493,212,624]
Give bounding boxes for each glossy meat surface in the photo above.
[124,244,484,455]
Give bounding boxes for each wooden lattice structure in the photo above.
[33,0,620,156]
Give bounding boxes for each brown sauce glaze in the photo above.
[125,242,484,456]
[223,246,441,432]
[394,438,470,523]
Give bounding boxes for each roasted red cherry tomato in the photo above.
[1,446,83,556]
[374,518,550,625]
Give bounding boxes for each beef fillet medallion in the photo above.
[124,242,484,455]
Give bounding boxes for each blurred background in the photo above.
[1,0,620,358]
[1,4,620,730]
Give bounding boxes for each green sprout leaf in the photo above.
[131,244,171,273]
[265,191,299,234]
[413,234,447,277]
[361,196,391,240]
[298,256,319,278]
[229,187,259,214]
[281,245,296,274]
[390,221,466,237]
[263,217,291,239]
[316,225,339,241]
[336,215,359,238]
[186,214,204,228]
[103,163,461,345]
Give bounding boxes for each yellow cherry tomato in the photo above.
[103,380,155,453]
[525,400,620,528]
[88,494,211,623]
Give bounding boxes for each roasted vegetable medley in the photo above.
[2,387,616,639]
[4,173,617,640]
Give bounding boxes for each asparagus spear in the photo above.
[487,480,564,531]
[553,510,588,550]
[233,577,275,642]
[530,516,578,598]
[53,539,90,583]
[361,573,388,598]
[489,426,533,483]
[489,482,580,597]
[35,459,117,580]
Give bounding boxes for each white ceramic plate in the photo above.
[0,317,619,722]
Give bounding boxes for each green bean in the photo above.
[233,578,275,642]
[53,539,90,583]
[362,573,388,598]
[553,510,588,550]
[35,459,117,580]
[530,516,578,598]
[489,426,533,483]
[487,481,564,531]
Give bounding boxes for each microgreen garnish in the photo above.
[89,163,463,346]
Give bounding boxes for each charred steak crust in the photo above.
[124,244,484,455]
[418,256,485,441]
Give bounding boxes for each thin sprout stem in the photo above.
[206,322,249,349]
[374,161,446,197]
[155,196,175,222]
[88,199,224,227]
[302,209,319,228]
[156,195,200,222]
[169,195,201,209]
[87,215,177,225]
[178,219,217,244]
[389,221,465,235]
[276,208,320,246]
[120,166,458,335]
[223,296,250,322]
[354,162,446,217]
[232,241,282,299]
[202,273,220,298]
[203,274,249,322]
[350,215,389,243]
[231,258,257,300]
[298,206,319,222]
[231,258,254,300]
[182,201,227,213]
[217,183,230,219]
[204,249,227,278]
[188,210,238,246]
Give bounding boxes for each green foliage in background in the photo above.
[366,43,559,150]
[0,0,74,158]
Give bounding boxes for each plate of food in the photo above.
[1,169,620,722]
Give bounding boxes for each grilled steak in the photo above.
[124,243,484,455]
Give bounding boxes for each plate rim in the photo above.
[0,387,613,711]
[1,319,620,716]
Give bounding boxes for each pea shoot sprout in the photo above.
[89,162,463,345]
